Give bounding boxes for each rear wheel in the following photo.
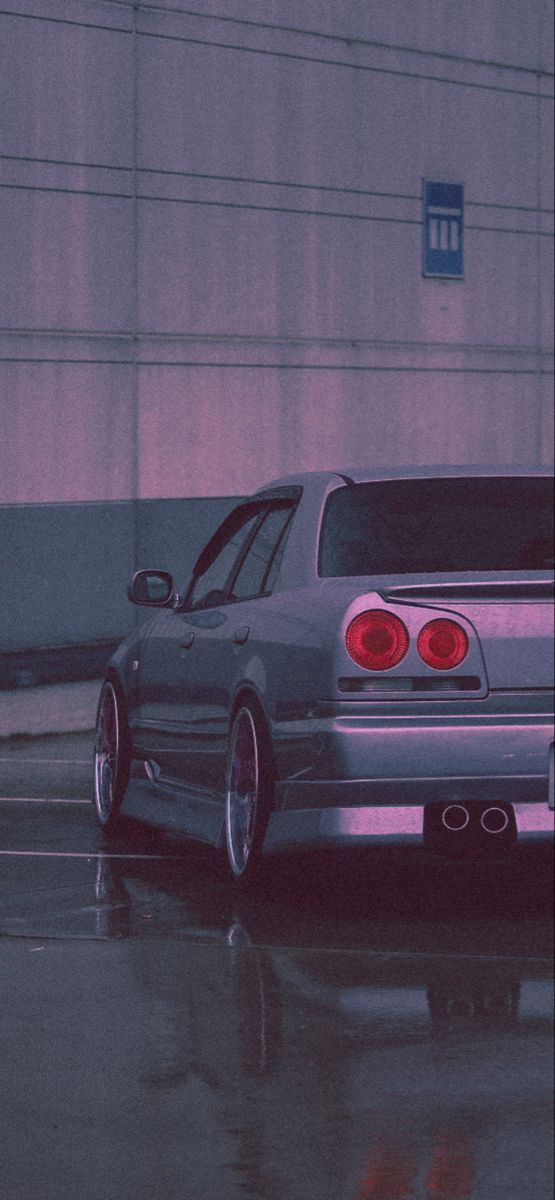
[93,680,130,829]
[225,703,273,883]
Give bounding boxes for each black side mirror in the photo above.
[128,570,175,607]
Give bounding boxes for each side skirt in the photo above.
[121,777,226,848]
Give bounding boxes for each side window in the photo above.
[188,512,261,609]
[230,507,294,601]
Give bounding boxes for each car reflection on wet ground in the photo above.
[0,734,553,1200]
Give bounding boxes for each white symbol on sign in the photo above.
[427,205,461,252]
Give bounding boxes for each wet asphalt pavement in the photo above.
[0,735,553,1200]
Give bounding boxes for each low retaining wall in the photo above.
[1,496,240,679]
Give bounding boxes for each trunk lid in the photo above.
[382,578,554,690]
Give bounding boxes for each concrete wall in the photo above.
[0,0,553,656]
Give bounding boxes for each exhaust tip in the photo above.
[441,804,470,832]
[481,806,510,834]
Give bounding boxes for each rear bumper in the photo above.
[275,774,549,809]
[274,701,554,808]
[267,697,555,854]
[263,802,554,853]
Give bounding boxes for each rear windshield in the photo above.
[319,477,555,576]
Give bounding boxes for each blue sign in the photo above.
[423,181,464,278]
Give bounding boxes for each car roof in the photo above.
[254,463,552,494]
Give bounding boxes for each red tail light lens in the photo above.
[346,610,410,671]
[417,618,468,670]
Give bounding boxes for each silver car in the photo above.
[93,466,555,880]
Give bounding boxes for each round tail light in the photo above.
[417,618,468,670]
[346,610,409,671]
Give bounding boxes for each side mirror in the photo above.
[128,570,175,607]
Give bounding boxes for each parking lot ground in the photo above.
[0,736,553,1200]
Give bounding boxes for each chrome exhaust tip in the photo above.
[480,806,510,834]
[441,804,470,832]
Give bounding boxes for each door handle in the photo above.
[179,632,194,650]
[232,626,250,646]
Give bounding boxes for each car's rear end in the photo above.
[265,471,554,860]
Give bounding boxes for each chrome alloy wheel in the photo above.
[225,707,261,879]
[94,681,122,826]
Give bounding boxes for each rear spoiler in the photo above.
[381,580,554,602]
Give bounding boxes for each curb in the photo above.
[0,680,101,740]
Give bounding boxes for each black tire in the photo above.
[93,679,131,830]
[224,701,274,883]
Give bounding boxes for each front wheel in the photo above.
[225,703,273,883]
[93,680,130,829]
